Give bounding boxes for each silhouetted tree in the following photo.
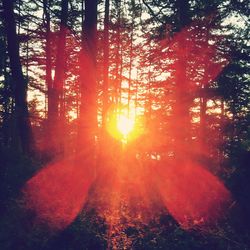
[2,0,33,155]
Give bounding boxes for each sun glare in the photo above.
[107,110,141,143]
[117,115,134,136]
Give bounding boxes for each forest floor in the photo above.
[0,148,250,250]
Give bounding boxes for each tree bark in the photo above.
[43,0,53,143]
[172,0,191,159]
[102,0,110,127]
[2,0,33,155]
[78,0,98,156]
[50,0,68,154]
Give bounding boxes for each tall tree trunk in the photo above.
[199,88,207,148]
[128,22,134,118]
[102,0,110,128]
[113,1,122,111]
[172,0,190,159]
[50,0,68,154]
[78,0,98,158]
[2,0,33,155]
[127,0,136,118]
[43,0,53,145]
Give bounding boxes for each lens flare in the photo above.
[155,161,232,229]
[22,158,94,230]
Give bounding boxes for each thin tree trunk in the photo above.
[78,0,98,157]
[2,36,10,147]
[50,0,68,154]
[43,0,53,142]
[114,1,122,112]
[200,89,207,146]
[172,0,190,159]
[2,0,33,155]
[102,0,110,128]
[128,25,134,118]
[128,1,136,118]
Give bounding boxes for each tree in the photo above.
[102,0,110,128]
[78,0,98,159]
[2,0,33,155]
[48,0,69,154]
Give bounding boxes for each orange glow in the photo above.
[117,115,134,136]
[21,16,232,243]
[155,161,232,229]
[106,110,142,143]
[22,158,94,230]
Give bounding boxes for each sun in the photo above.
[117,115,134,137]
[106,112,138,143]
[106,106,145,144]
